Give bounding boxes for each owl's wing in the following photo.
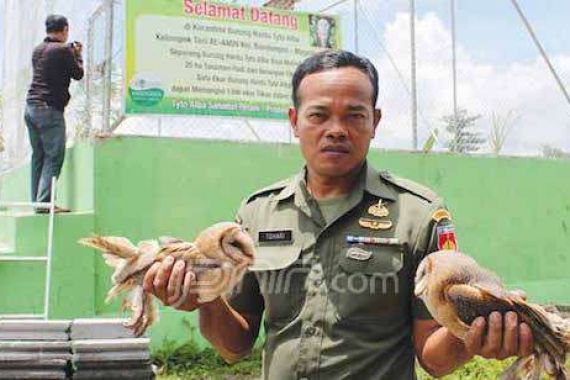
[79,236,138,258]
[445,283,514,326]
[447,283,568,371]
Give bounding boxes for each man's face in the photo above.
[62,26,70,42]
[289,67,381,180]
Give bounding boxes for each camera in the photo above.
[69,41,82,49]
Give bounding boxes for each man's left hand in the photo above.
[464,311,534,360]
[72,42,83,56]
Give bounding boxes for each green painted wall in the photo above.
[92,138,303,347]
[0,213,95,317]
[0,142,95,318]
[93,137,570,303]
[0,143,94,211]
[2,136,570,349]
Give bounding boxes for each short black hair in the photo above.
[46,15,69,33]
[292,50,379,109]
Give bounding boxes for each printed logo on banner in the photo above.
[129,72,165,106]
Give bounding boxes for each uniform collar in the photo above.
[274,171,302,202]
[274,162,397,203]
[364,163,397,202]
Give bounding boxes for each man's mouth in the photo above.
[321,145,350,154]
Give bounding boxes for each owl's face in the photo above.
[414,255,433,300]
[415,251,476,302]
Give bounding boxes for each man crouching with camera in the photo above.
[25,14,84,213]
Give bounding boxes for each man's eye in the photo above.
[349,114,365,120]
[309,113,325,119]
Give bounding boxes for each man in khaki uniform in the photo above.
[144,50,533,378]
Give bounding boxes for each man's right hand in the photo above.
[143,256,261,363]
[143,256,201,311]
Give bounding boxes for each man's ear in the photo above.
[289,107,300,138]
[371,108,382,138]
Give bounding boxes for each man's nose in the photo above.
[325,119,348,139]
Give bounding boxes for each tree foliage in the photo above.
[542,144,570,160]
[489,110,519,155]
[443,109,486,154]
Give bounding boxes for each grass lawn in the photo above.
[153,340,263,380]
[154,341,569,380]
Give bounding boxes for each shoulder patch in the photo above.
[245,178,290,204]
[436,221,458,251]
[379,171,439,203]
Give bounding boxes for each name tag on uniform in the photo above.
[258,230,293,245]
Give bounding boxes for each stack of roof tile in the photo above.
[70,318,154,379]
[0,320,72,379]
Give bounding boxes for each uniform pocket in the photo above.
[339,245,404,275]
[253,245,307,323]
[250,244,301,272]
[332,244,407,320]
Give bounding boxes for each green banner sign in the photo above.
[125,0,342,119]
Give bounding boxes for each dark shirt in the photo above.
[26,37,84,112]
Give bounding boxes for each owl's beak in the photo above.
[222,227,255,263]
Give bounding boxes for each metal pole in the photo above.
[85,19,94,138]
[410,0,418,150]
[244,120,261,141]
[320,0,351,13]
[102,0,115,133]
[510,0,570,109]
[43,177,57,320]
[353,0,359,53]
[0,2,7,181]
[451,0,458,117]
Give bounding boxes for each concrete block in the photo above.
[0,352,71,363]
[0,320,71,340]
[73,350,150,362]
[73,368,154,379]
[0,341,71,352]
[0,320,70,332]
[0,370,66,379]
[73,359,151,370]
[71,338,150,352]
[70,318,140,339]
[0,358,68,369]
[0,331,69,341]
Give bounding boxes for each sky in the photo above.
[359,0,570,66]
[295,0,570,155]
[1,0,569,155]
[3,1,567,80]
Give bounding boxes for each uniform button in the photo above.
[314,279,323,287]
[305,326,316,336]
